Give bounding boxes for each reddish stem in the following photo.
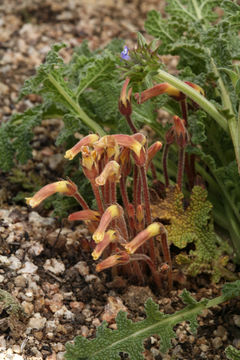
[139,165,156,266]
[125,114,138,133]
[163,144,170,188]
[73,192,89,210]
[160,229,172,290]
[90,180,104,214]
[177,147,185,191]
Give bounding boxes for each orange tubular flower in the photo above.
[135,83,184,103]
[95,161,121,186]
[92,230,117,260]
[185,81,205,96]
[118,77,132,116]
[64,134,99,160]
[96,251,130,272]
[68,210,100,222]
[26,180,78,208]
[135,81,205,104]
[93,204,123,243]
[112,134,144,163]
[124,222,162,254]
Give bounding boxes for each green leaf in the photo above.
[0,123,15,171]
[65,291,209,360]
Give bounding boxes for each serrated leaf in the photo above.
[65,291,209,360]
[75,50,117,97]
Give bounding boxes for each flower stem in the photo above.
[73,192,89,210]
[177,147,185,191]
[163,144,170,188]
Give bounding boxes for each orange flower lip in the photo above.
[96,251,130,272]
[64,134,99,160]
[68,210,100,222]
[26,180,77,208]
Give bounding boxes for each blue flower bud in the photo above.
[121,46,130,61]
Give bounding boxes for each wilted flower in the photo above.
[68,209,100,222]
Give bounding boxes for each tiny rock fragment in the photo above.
[28,313,46,330]
[43,259,65,275]
[101,296,127,323]
[74,261,89,277]
[18,261,38,274]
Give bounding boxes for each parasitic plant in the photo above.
[26,125,172,289]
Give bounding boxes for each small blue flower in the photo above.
[121,46,130,61]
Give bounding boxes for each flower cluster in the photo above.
[26,128,172,288]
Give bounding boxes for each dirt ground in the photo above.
[1,1,240,359]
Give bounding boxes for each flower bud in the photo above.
[26,180,78,208]
[173,116,189,148]
[147,141,162,169]
[119,77,132,116]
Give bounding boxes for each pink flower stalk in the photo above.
[26,180,78,208]
[92,230,117,260]
[96,251,130,272]
[68,209,100,222]
[118,77,132,116]
[93,204,123,243]
[95,161,121,186]
[64,134,99,160]
[124,222,162,254]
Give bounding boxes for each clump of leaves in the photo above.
[151,185,233,282]
[65,280,240,360]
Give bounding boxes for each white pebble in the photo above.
[28,313,46,330]
[9,255,22,270]
[18,261,38,274]
[43,259,65,275]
